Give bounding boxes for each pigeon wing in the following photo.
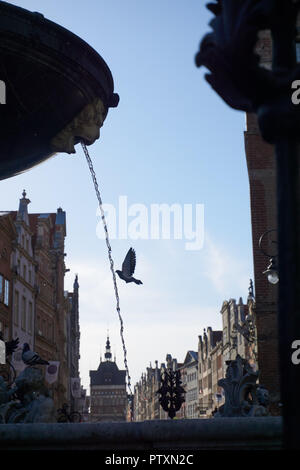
[23,350,38,364]
[122,248,136,276]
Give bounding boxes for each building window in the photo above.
[21,296,26,330]
[4,280,9,306]
[23,265,27,281]
[28,270,32,285]
[28,302,33,333]
[14,290,19,325]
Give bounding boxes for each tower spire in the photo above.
[248,278,255,301]
[104,335,112,361]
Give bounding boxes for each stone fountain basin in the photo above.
[0,1,119,180]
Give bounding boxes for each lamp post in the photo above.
[259,229,279,285]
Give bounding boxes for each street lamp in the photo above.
[263,257,279,285]
[259,229,279,285]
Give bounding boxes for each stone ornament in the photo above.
[0,367,56,423]
[215,355,269,418]
[51,97,106,153]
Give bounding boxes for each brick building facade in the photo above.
[198,327,223,417]
[28,207,69,406]
[9,193,37,374]
[0,212,16,342]
[133,290,258,421]
[182,351,198,419]
[0,191,79,409]
[66,275,83,413]
[133,355,183,421]
[244,31,280,399]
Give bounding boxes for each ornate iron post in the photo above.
[157,369,185,419]
[196,0,300,448]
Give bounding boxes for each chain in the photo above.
[81,141,132,395]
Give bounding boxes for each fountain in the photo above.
[0,1,119,180]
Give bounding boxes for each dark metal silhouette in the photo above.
[0,332,19,358]
[195,0,300,143]
[259,229,279,284]
[196,0,300,449]
[0,332,19,385]
[157,369,185,419]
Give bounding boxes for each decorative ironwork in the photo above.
[195,0,300,144]
[157,369,185,419]
[229,281,257,358]
[259,229,279,284]
[230,282,257,360]
[0,332,19,385]
[232,315,256,345]
[215,355,269,418]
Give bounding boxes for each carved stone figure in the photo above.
[214,355,269,418]
[0,367,56,423]
[51,97,106,153]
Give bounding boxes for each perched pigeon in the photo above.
[116,248,143,285]
[22,343,49,366]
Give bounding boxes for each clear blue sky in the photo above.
[2,0,253,391]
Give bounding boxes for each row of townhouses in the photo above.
[0,191,84,412]
[133,290,257,420]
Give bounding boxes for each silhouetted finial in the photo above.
[248,279,254,300]
[105,334,112,361]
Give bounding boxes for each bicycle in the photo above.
[57,403,81,423]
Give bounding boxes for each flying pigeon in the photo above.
[22,343,49,366]
[116,247,143,285]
